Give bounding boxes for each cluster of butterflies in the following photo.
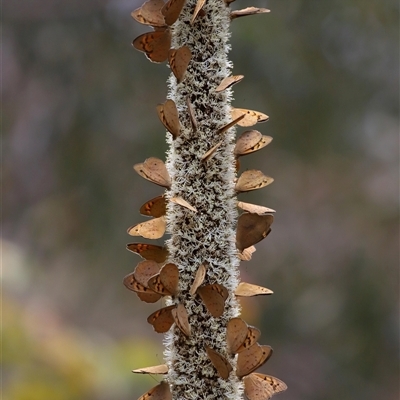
[131,315,288,399]
[124,260,273,317]
[128,121,276,253]
[125,117,286,399]
[125,258,287,399]
[128,0,287,398]
[132,0,270,65]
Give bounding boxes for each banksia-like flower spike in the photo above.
[125,0,288,399]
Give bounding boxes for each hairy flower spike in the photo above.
[126,0,288,399]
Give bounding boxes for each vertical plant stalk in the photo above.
[127,0,287,399]
[165,1,241,399]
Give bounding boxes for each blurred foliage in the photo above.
[2,263,164,400]
[3,0,399,399]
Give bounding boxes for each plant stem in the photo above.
[164,0,243,398]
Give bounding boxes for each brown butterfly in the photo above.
[140,195,167,217]
[215,75,244,92]
[191,0,206,24]
[126,243,169,263]
[156,99,181,139]
[147,305,177,333]
[134,157,171,188]
[189,263,207,295]
[197,284,228,318]
[235,129,261,154]
[132,364,169,374]
[162,0,186,25]
[127,216,166,239]
[169,46,192,84]
[205,345,233,380]
[132,29,171,63]
[231,108,269,127]
[236,213,274,251]
[138,381,172,400]
[237,201,275,215]
[131,0,166,27]
[231,7,270,20]
[236,343,273,378]
[238,245,256,261]
[243,373,288,400]
[235,282,273,297]
[235,170,274,193]
[217,114,245,134]
[134,259,161,287]
[148,263,179,296]
[172,303,191,337]
[170,196,197,212]
[226,318,261,354]
[226,317,248,354]
[234,130,272,157]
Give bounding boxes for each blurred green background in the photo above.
[3,0,399,399]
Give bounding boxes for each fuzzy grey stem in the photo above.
[164,0,243,398]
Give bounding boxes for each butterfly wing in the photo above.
[236,213,274,251]
[147,305,176,333]
[244,373,287,400]
[237,344,273,378]
[126,243,169,263]
[169,46,192,84]
[132,30,171,63]
[227,317,248,354]
[197,284,228,317]
[140,195,167,217]
[205,345,233,380]
[138,381,172,400]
